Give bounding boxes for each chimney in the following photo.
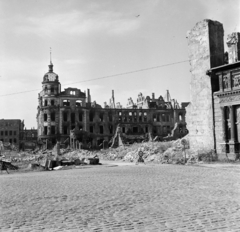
[104,102,107,108]
[227,32,240,64]
[152,93,155,100]
[87,89,91,103]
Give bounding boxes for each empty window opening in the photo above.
[51,126,55,135]
[9,131,12,136]
[44,113,48,122]
[44,126,48,135]
[122,127,125,133]
[5,131,8,136]
[63,99,70,106]
[51,87,54,93]
[63,126,68,135]
[119,112,122,116]
[108,113,113,122]
[71,125,75,130]
[145,126,148,133]
[162,114,166,122]
[109,125,113,134]
[133,127,138,133]
[44,100,48,106]
[63,112,68,121]
[99,113,104,122]
[179,113,183,121]
[70,91,76,95]
[153,127,157,134]
[144,112,147,122]
[153,114,157,122]
[166,114,170,122]
[14,131,16,136]
[89,112,94,122]
[79,125,83,130]
[100,125,104,134]
[71,113,75,124]
[51,100,55,106]
[90,126,94,133]
[76,100,82,107]
[14,138,17,143]
[163,126,167,135]
[0,131,3,136]
[79,112,83,121]
[51,112,55,121]
[9,139,12,143]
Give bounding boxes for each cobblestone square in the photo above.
[1,164,240,232]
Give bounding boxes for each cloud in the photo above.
[15,10,141,37]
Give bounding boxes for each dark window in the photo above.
[51,100,54,106]
[79,125,83,130]
[44,126,48,135]
[100,125,103,134]
[44,100,48,106]
[51,87,54,93]
[0,131,3,136]
[163,126,167,135]
[44,114,47,122]
[51,126,55,135]
[14,138,17,143]
[89,112,94,122]
[71,125,75,130]
[79,112,83,121]
[162,114,166,122]
[145,126,148,133]
[71,113,75,124]
[153,126,157,134]
[122,127,125,133]
[14,131,16,136]
[153,114,157,122]
[166,114,170,122]
[9,131,12,136]
[51,112,55,121]
[109,113,112,122]
[133,127,138,133]
[90,126,94,133]
[63,126,68,135]
[5,131,8,136]
[109,125,113,134]
[99,113,104,122]
[63,112,68,121]
[9,139,12,143]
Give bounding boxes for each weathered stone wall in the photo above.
[186,20,224,151]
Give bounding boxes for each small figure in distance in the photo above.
[135,147,146,165]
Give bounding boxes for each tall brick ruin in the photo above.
[186,20,224,151]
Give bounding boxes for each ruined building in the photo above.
[186,19,240,160]
[37,61,188,149]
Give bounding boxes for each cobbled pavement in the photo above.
[0,164,240,232]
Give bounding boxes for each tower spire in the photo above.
[48,47,53,72]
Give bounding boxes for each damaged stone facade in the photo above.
[186,19,240,160]
[37,62,188,149]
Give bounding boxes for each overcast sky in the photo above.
[0,0,239,128]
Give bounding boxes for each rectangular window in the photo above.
[145,126,148,133]
[63,100,70,106]
[122,127,125,133]
[9,139,12,143]
[5,131,8,136]
[44,126,48,135]
[90,126,94,133]
[89,112,94,122]
[51,126,55,135]
[63,126,68,135]
[51,87,54,93]
[71,113,75,124]
[44,113,48,122]
[133,127,138,133]
[51,100,55,106]
[14,138,17,143]
[79,112,83,121]
[51,112,55,121]
[14,131,16,136]
[9,131,12,136]
[109,125,113,134]
[162,114,166,122]
[100,125,103,134]
[0,131,3,136]
[63,112,68,121]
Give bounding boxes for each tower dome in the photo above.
[43,61,59,83]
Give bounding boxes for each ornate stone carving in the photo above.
[223,75,229,89]
[219,95,240,103]
[232,74,240,88]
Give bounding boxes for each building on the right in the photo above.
[186,19,240,160]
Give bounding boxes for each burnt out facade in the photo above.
[37,62,188,149]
